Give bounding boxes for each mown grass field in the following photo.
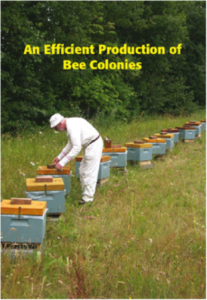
[1,111,206,299]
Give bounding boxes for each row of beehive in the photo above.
[1,120,205,248]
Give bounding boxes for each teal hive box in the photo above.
[200,120,206,131]
[124,143,153,161]
[142,138,166,155]
[37,166,71,195]
[25,178,65,214]
[25,190,66,214]
[154,134,175,150]
[176,127,196,140]
[102,147,127,167]
[184,122,202,137]
[161,129,180,143]
[76,156,111,180]
[1,200,47,244]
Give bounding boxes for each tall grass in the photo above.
[1,111,206,299]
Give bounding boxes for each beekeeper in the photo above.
[49,113,103,205]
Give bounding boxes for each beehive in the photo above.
[37,166,71,195]
[25,178,65,214]
[161,128,180,143]
[75,156,111,180]
[200,120,206,131]
[184,122,202,137]
[154,133,174,150]
[142,138,166,155]
[1,199,47,244]
[176,127,196,141]
[124,143,153,162]
[102,147,127,168]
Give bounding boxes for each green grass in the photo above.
[1,111,206,299]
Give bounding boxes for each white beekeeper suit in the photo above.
[56,117,103,202]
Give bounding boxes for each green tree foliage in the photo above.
[1,1,205,133]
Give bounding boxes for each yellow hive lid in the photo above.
[124,142,152,148]
[102,147,127,153]
[154,133,174,139]
[26,178,64,192]
[142,138,166,143]
[37,166,70,175]
[1,200,47,216]
[76,156,111,162]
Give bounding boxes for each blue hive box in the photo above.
[102,147,127,167]
[200,120,206,131]
[37,166,71,195]
[184,122,202,137]
[1,199,47,244]
[176,127,196,140]
[161,129,180,144]
[25,178,65,214]
[124,143,153,161]
[142,138,166,155]
[154,134,175,150]
[76,156,111,180]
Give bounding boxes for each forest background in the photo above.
[1,1,206,133]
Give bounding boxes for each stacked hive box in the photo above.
[154,133,174,150]
[1,199,47,247]
[124,141,153,169]
[102,146,127,168]
[25,178,65,215]
[75,156,111,182]
[176,126,196,142]
[184,122,202,138]
[37,166,71,195]
[142,137,166,156]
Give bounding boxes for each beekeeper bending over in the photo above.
[50,113,103,205]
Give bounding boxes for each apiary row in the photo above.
[1,119,205,251]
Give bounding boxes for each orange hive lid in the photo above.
[124,142,152,148]
[102,147,127,153]
[26,178,64,192]
[154,133,174,139]
[142,138,166,143]
[1,200,47,216]
[75,156,111,162]
[37,166,70,175]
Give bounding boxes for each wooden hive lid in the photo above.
[124,142,152,148]
[1,200,47,216]
[176,126,196,130]
[37,166,70,175]
[142,138,166,143]
[161,128,179,133]
[102,147,127,153]
[184,122,201,126]
[154,133,174,138]
[75,156,111,162]
[26,178,64,192]
[200,120,206,123]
